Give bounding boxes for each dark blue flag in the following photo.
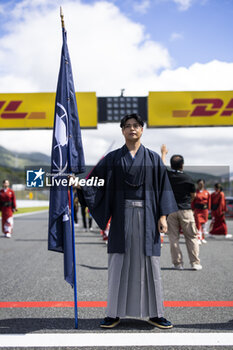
[48,27,85,287]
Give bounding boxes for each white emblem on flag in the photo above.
[62,213,69,222]
[53,102,68,174]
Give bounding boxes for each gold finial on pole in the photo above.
[60,6,65,29]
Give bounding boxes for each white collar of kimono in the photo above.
[171,169,184,173]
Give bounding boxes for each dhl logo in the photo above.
[0,100,46,119]
[173,98,233,118]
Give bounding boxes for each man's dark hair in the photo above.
[120,113,144,128]
[197,178,205,184]
[215,183,223,191]
[170,155,184,170]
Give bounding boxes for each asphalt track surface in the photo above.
[0,210,232,349]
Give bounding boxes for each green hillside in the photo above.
[0,145,51,184]
[0,145,50,169]
[0,165,25,184]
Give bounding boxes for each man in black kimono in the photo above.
[80,114,178,329]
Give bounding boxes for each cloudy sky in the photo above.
[0,0,232,170]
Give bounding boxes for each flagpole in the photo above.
[60,6,78,329]
[69,185,78,329]
[60,6,65,28]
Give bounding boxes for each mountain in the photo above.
[0,145,51,184]
[0,145,51,169]
[185,170,223,183]
[0,145,96,184]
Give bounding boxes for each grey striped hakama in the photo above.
[106,199,164,318]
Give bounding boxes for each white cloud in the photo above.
[1,0,231,96]
[170,32,183,41]
[133,0,151,14]
[156,60,233,92]
[173,0,193,11]
[158,0,205,12]
[0,0,171,95]
[0,75,38,93]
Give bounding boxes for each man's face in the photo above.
[122,118,143,142]
[197,181,204,190]
[3,180,9,189]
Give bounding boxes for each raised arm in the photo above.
[160,144,168,165]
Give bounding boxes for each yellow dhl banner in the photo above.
[0,92,97,129]
[148,91,233,127]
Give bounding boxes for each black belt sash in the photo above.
[194,203,208,210]
[1,201,12,207]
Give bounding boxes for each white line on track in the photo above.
[0,210,48,221]
[12,210,48,218]
[0,333,233,347]
[0,210,48,233]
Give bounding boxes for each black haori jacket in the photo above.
[82,144,178,256]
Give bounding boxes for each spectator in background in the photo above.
[0,179,17,238]
[87,209,93,231]
[210,183,232,238]
[161,145,202,271]
[76,187,88,231]
[192,179,211,244]
[73,188,79,226]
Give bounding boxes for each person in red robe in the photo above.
[209,183,229,237]
[192,179,211,244]
[0,180,17,238]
